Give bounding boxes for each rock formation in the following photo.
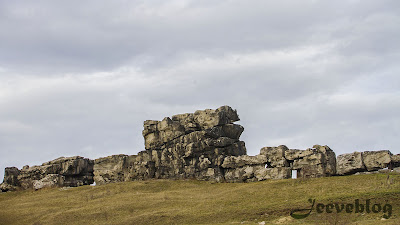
[222,144,337,182]
[93,105,247,184]
[2,105,400,191]
[336,150,398,175]
[1,156,94,191]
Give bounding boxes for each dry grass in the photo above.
[0,173,400,224]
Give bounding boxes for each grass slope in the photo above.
[1,173,400,224]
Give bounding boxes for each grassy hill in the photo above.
[1,173,400,224]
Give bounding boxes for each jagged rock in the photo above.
[336,152,366,175]
[362,150,392,171]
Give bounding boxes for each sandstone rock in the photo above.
[336,152,366,175]
[362,150,392,171]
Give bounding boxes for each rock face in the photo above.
[1,156,94,191]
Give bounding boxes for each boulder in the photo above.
[336,152,366,175]
[362,150,392,171]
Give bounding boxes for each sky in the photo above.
[1,0,399,181]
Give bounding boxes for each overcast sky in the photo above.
[1,0,399,180]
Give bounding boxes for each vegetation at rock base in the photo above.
[1,173,400,224]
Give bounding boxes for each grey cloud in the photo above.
[1,0,400,180]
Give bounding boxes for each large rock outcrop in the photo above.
[3,105,398,191]
[1,156,94,191]
[93,106,247,183]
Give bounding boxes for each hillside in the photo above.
[1,173,399,224]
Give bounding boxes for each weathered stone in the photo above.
[33,174,64,190]
[1,156,94,191]
[336,152,366,175]
[313,145,337,175]
[362,150,392,171]
[260,145,288,167]
[224,165,264,182]
[193,105,240,130]
[0,183,17,192]
[221,155,268,168]
[285,149,314,161]
[257,144,336,177]
[391,154,400,168]
[254,167,292,181]
[2,167,20,187]
[94,154,134,185]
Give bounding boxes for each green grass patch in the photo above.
[1,173,399,224]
